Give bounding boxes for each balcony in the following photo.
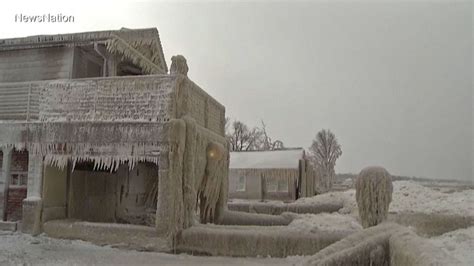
[0,74,224,135]
[0,74,225,162]
[0,75,176,123]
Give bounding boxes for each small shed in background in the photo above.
[228,148,317,202]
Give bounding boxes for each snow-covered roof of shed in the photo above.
[230,148,304,169]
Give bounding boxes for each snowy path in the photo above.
[0,231,299,266]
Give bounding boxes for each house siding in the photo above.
[0,47,74,82]
[229,168,298,202]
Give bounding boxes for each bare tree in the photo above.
[308,129,342,191]
[226,119,262,151]
[225,118,284,151]
[260,120,285,151]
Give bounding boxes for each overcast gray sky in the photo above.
[1,0,472,181]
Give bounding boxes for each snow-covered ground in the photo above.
[429,226,474,265]
[0,231,296,265]
[390,181,474,216]
[289,180,474,264]
[293,180,474,217]
[0,180,472,265]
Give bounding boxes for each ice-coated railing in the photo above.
[0,75,176,122]
[0,74,226,135]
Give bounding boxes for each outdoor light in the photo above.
[207,142,224,161]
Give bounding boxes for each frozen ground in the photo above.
[429,226,474,265]
[0,231,298,265]
[252,180,473,263]
[390,180,474,216]
[289,180,474,264]
[292,180,474,216]
[1,180,472,265]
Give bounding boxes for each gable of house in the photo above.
[0,28,168,83]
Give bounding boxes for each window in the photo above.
[266,179,278,192]
[10,171,28,187]
[266,178,288,192]
[237,176,246,191]
[277,179,288,192]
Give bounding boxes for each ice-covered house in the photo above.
[0,28,229,243]
[228,148,316,202]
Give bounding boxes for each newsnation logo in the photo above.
[15,14,75,23]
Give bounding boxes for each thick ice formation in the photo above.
[288,213,362,233]
[355,166,393,228]
[1,142,162,172]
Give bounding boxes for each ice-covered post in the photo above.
[260,176,266,202]
[22,153,44,235]
[0,147,12,221]
[355,166,393,228]
[156,119,186,240]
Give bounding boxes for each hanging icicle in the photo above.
[1,140,163,172]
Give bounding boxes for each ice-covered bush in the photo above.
[355,166,393,228]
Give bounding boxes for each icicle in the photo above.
[93,159,98,171]
[72,157,77,172]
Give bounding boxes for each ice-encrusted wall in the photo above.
[228,168,298,201]
[176,77,225,135]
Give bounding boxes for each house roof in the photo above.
[229,148,304,169]
[0,28,168,74]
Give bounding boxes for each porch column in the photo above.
[22,153,44,235]
[0,147,12,221]
[156,119,186,240]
